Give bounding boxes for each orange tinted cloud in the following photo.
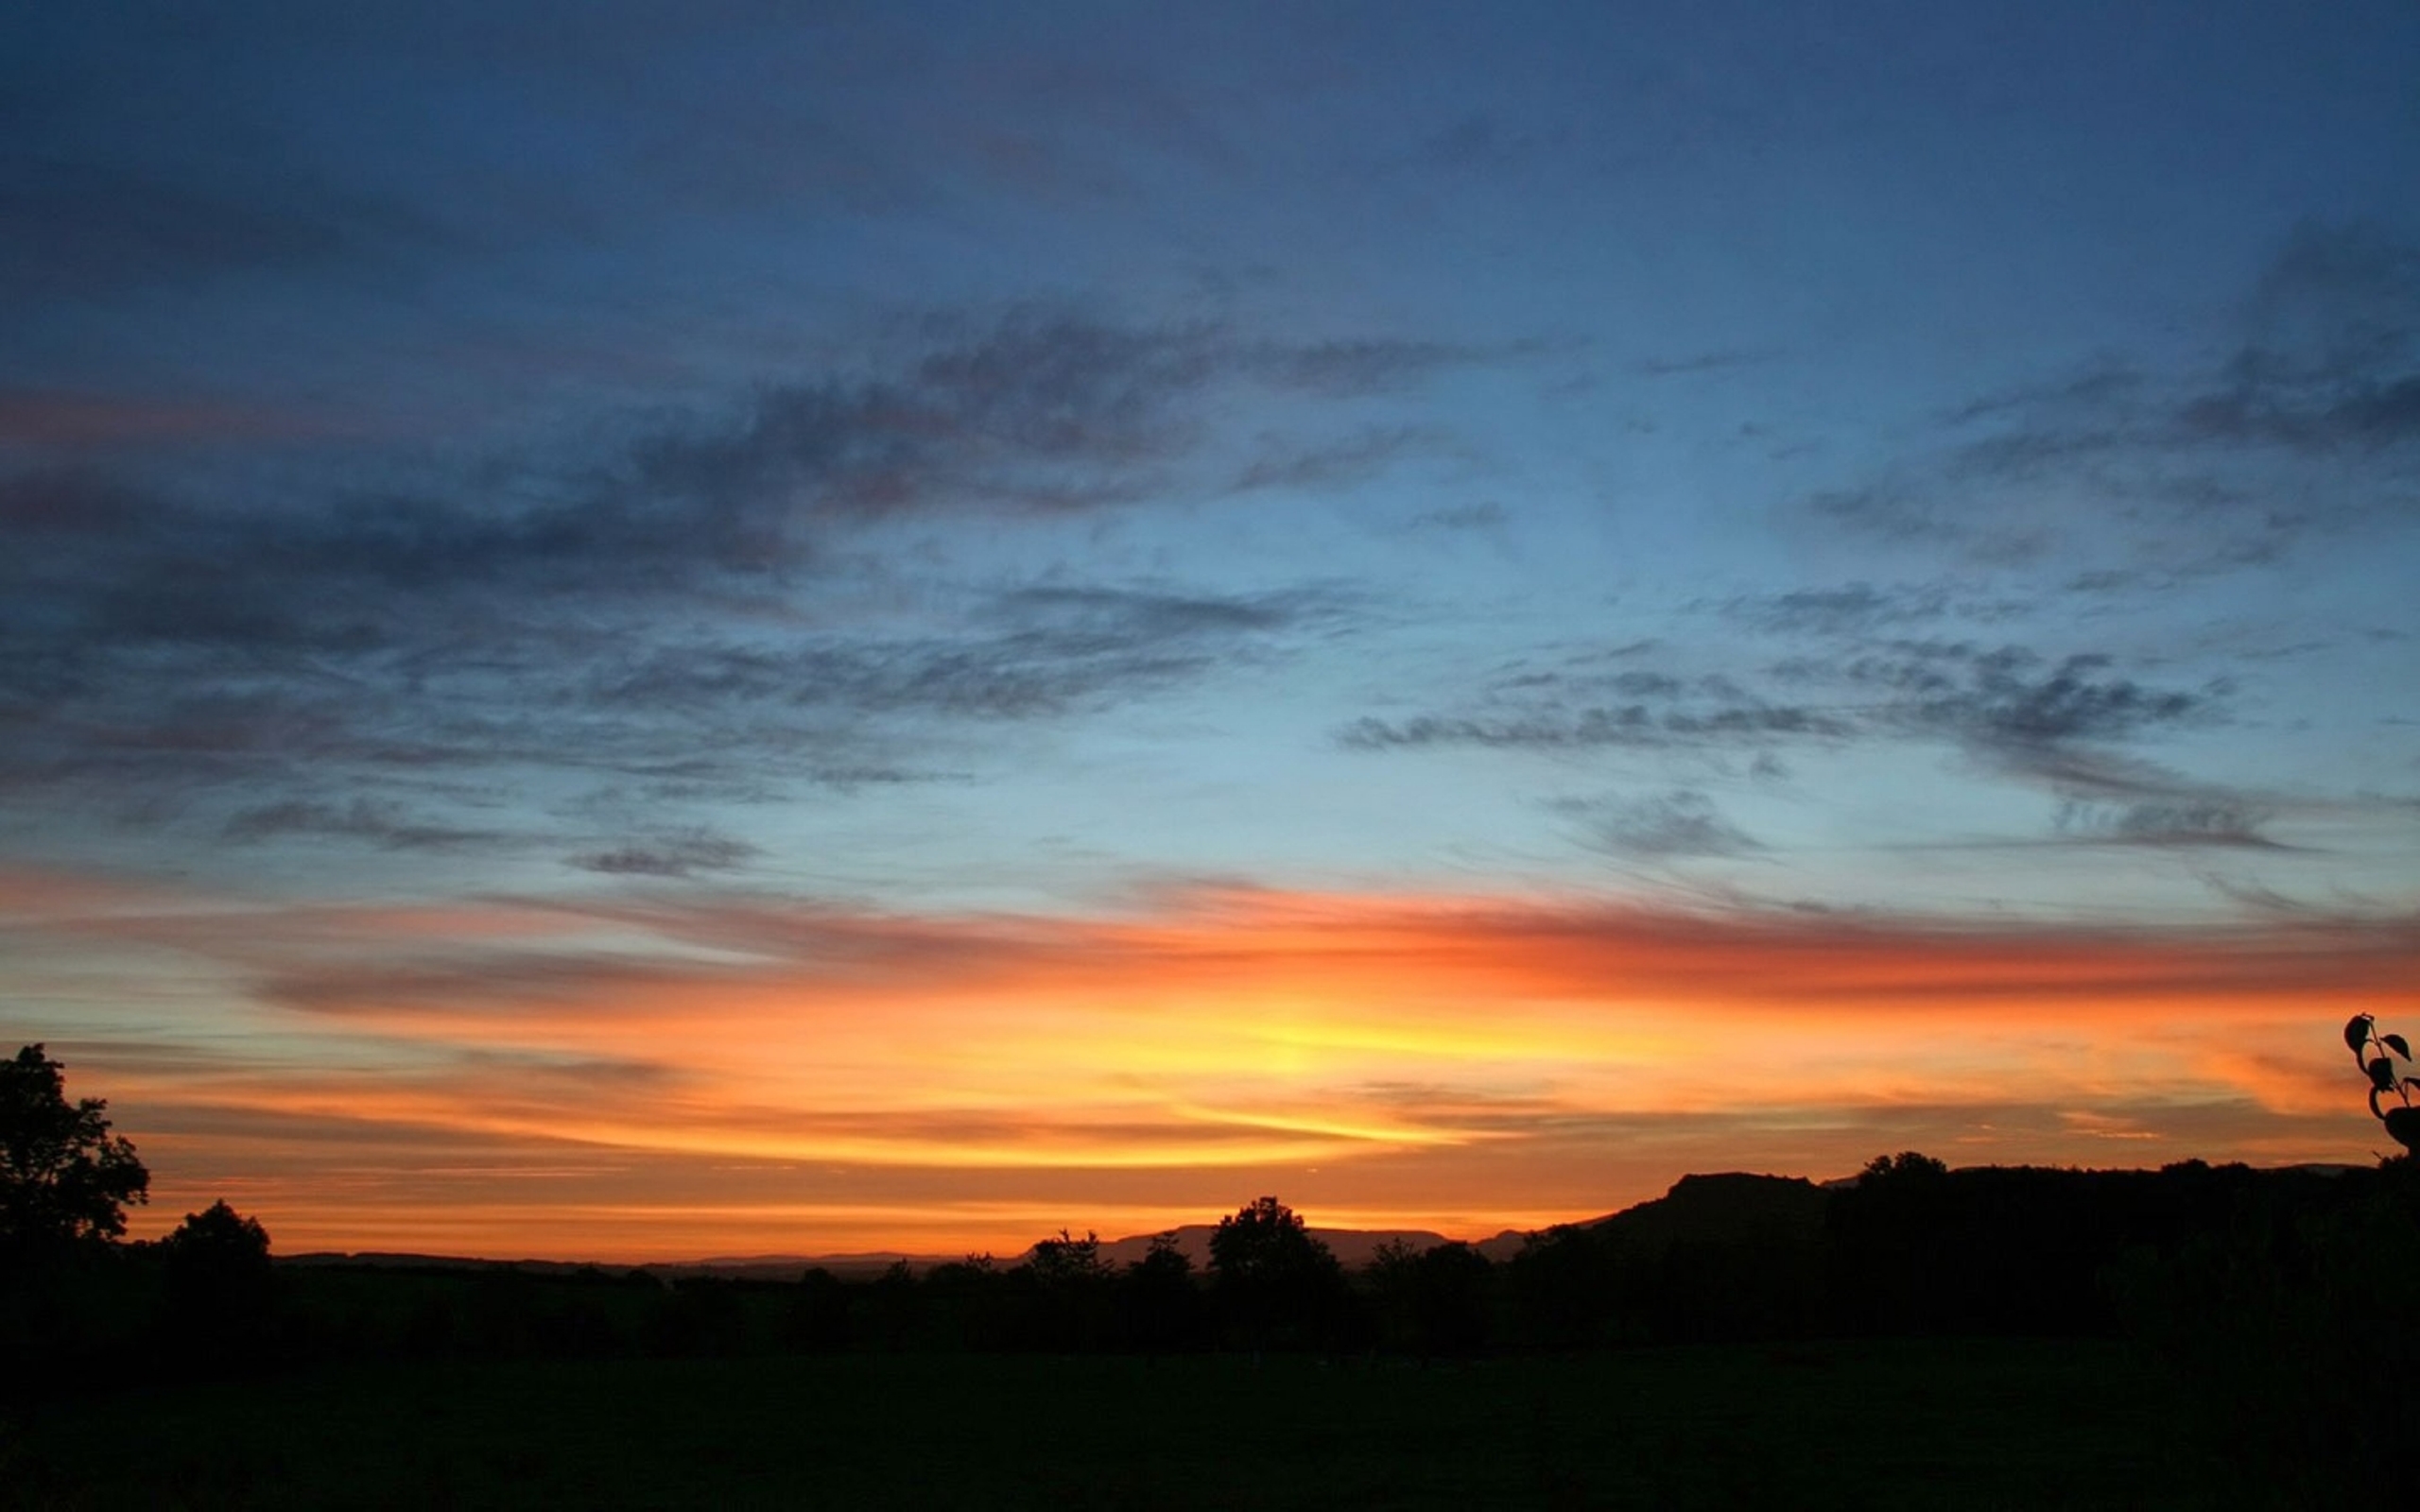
[12,870,2414,1260]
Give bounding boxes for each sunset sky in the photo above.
[6,2,2419,1261]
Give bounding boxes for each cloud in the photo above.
[0,151,448,297]
[1556,789,1762,858]
[630,316,1516,528]
[1405,501,1508,532]
[1877,648,2207,746]
[587,581,1351,725]
[1338,702,1846,753]
[567,829,762,878]
[2051,799,2282,850]
[1343,629,2209,772]
[1230,426,1444,493]
[0,310,1483,664]
[1242,337,1525,397]
[1633,348,1783,378]
[1720,580,2031,637]
[38,871,2417,1254]
[1803,222,2420,572]
[0,299,1479,847]
[223,799,517,851]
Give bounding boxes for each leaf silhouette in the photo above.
[2346,1014,2376,1057]
[2384,1105,2420,1155]
[2387,1033,2411,1060]
[2371,1057,2398,1092]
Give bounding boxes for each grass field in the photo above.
[8,1338,2238,1509]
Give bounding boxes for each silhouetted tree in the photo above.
[1208,1196,1345,1351]
[1120,1231,1201,1355]
[868,1259,920,1350]
[923,1253,1016,1350]
[1028,1228,1111,1288]
[160,1200,276,1366]
[779,1266,855,1352]
[1026,1228,1114,1351]
[1,1045,148,1266]
[1508,1223,1612,1349]
[162,1200,270,1299]
[1367,1240,1493,1359]
[1860,1150,1947,1185]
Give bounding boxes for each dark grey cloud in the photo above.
[568,829,761,878]
[0,150,451,299]
[0,300,1468,850]
[1405,501,1508,532]
[1556,788,1761,858]
[0,542,1352,871]
[1231,426,1444,494]
[586,582,1350,726]
[1412,113,1547,176]
[1243,338,1525,397]
[2174,375,2420,454]
[1344,632,2220,816]
[1339,701,1846,753]
[1,310,1493,677]
[1942,363,2147,427]
[1876,647,2207,747]
[1633,348,1783,378]
[990,583,1340,642]
[1721,580,2031,637]
[630,317,1517,528]
[221,798,516,850]
[2050,799,2282,850]
[1806,222,2420,571]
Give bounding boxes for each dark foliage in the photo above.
[158,1200,278,1367]
[1365,1239,1493,1359]
[2346,1012,2420,1153]
[1208,1196,1350,1352]
[2113,1159,2420,1504]
[0,1045,148,1264]
[8,1024,2418,1512]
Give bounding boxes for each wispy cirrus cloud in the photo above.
[567,828,761,879]
[1553,788,1763,858]
[1340,630,2216,782]
[1804,222,2420,575]
[0,302,1502,853]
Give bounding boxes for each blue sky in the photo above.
[6,3,2418,1257]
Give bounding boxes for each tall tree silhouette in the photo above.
[1,1044,148,1265]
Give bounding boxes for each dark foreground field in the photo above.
[9,1338,2227,1510]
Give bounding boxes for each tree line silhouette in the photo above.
[8,1033,2419,1496]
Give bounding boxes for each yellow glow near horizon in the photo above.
[13,869,2413,1261]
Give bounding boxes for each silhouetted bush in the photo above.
[158,1200,277,1369]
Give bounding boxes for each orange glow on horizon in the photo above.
[10,868,2414,1261]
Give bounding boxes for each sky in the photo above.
[5,1,2419,1262]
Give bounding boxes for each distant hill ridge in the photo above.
[278,1162,2358,1280]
